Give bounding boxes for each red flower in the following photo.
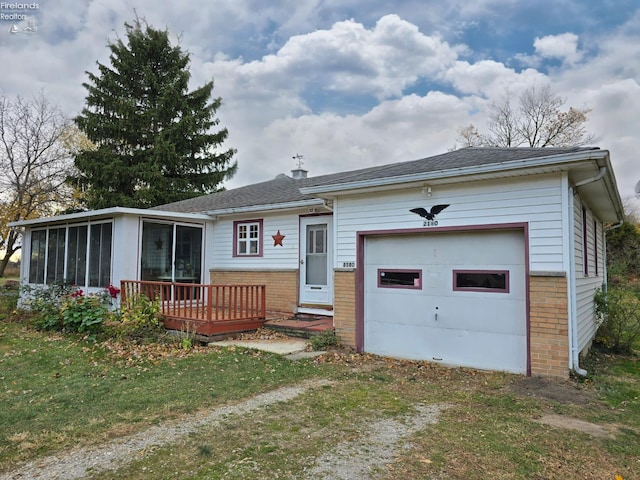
[107,284,121,298]
[71,289,84,298]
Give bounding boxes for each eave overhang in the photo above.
[205,198,326,217]
[8,207,212,228]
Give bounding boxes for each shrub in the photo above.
[309,329,337,350]
[111,293,163,340]
[21,283,76,331]
[20,284,112,334]
[594,286,640,354]
[60,293,109,334]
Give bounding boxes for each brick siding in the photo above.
[209,270,298,315]
[333,270,357,346]
[529,275,569,378]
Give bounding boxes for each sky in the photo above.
[1,0,639,209]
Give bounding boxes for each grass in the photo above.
[1,301,639,479]
[0,318,329,469]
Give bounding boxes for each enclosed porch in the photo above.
[120,280,267,336]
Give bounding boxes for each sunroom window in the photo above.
[27,222,113,287]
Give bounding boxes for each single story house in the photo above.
[10,147,624,378]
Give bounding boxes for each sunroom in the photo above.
[14,207,213,295]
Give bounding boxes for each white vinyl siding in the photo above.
[335,174,564,272]
[573,194,605,351]
[212,211,306,269]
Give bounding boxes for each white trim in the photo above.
[297,307,334,317]
[9,206,211,227]
[207,199,325,216]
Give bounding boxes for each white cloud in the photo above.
[1,1,639,205]
[533,33,582,64]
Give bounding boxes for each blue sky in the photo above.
[1,0,639,207]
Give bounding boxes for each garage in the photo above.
[363,228,527,373]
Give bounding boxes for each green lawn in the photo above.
[1,306,638,479]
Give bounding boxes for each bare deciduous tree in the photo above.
[457,85,597,148]
[0,92,77,277]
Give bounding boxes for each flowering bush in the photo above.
[60,291,109,334]
[22,284,112,335]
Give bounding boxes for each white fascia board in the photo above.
[206,198,325,216]
[300,150,609,195]
[9,206,211,228]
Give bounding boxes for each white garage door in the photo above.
[364,229,527,373]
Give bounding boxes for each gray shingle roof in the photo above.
[154,147,599,214]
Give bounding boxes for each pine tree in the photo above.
[71,18,237,209]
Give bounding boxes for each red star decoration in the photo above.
[272,230,285,246]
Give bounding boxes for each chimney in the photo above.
[291,167,308,179]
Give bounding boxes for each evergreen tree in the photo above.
[71,18,237,209]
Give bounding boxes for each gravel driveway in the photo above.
[1,378,447,480]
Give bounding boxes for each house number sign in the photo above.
[342,261,355,268]
[409,204,450,227]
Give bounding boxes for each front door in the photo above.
[299,217,332,306]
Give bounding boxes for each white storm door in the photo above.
[299,217,333,305]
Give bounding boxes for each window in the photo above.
[453,270,509,293]
[306,224,328,285]
[66,226,87,286]
[28,230,46,284]
[582,206,588,276]
[378,269,422,289]
[593,220,599,276]
[140,222,202,283]
[233,220,263,257]
[46,228,66,284]
[89,223,113,287]
[27,222,113,287]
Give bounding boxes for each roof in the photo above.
[155,147,607,214]
[8,147,625,226]
[151,174,322,214]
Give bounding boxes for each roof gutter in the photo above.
[300,150,609,195]
[206,198,325,216]
[574,166,606,187]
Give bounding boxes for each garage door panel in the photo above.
[364,229,527,373]
[365,322,442,360]
[366,297,436,328]
[433,298,526,335]
[434,329,526,373]
[365,322,526,373]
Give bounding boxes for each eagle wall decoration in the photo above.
[410,204,450,226]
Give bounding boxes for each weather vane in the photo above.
[292,153,304,169]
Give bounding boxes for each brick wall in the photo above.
[209,270,298,315]
[334,269,356,347]
[529,275,569,378]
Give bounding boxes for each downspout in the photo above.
[569,166,608,377]
[567,185,585,376]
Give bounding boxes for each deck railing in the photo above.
[120,280,266,323]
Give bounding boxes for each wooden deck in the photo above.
[120,280,267,336]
